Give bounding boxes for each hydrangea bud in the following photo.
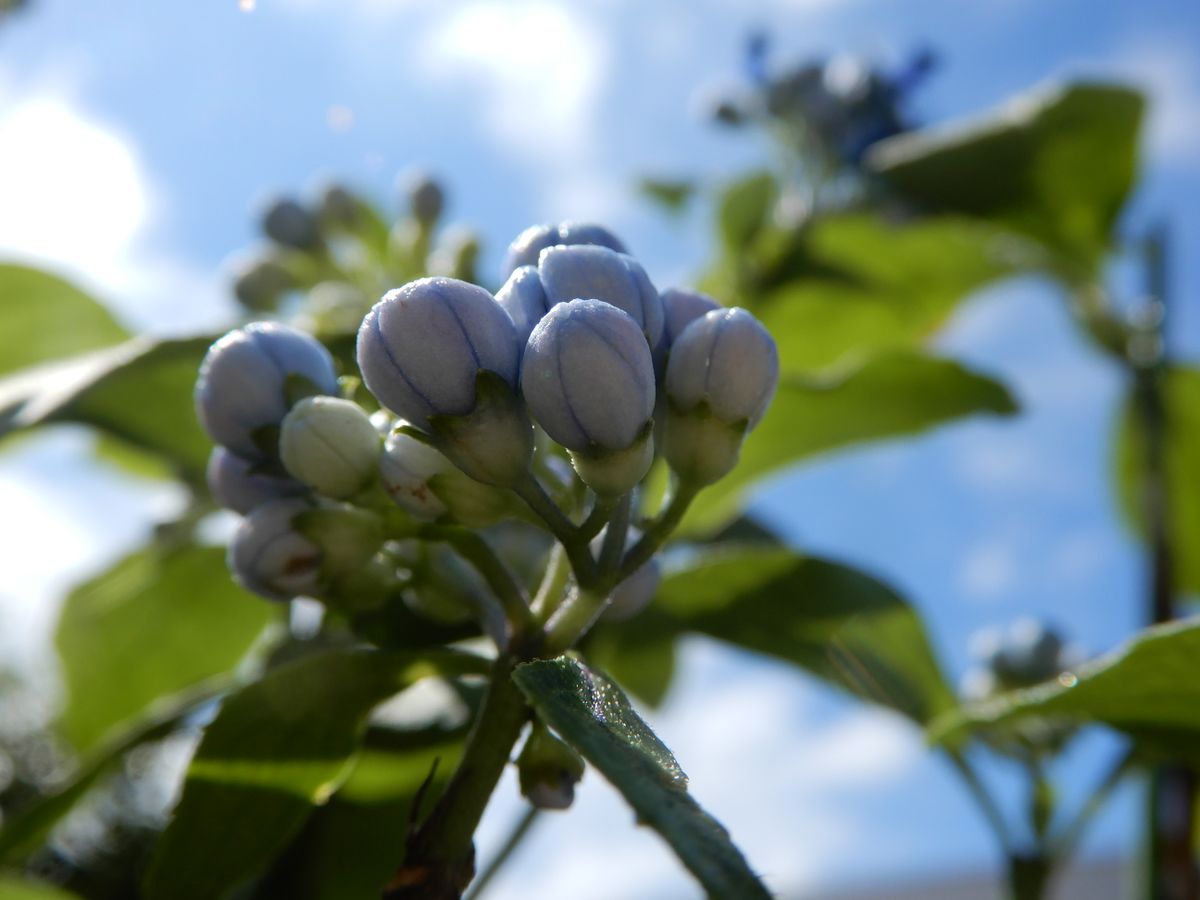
[231,255,295,312]
[501,222,626,281]
[521,300,655,495]
[517,722,585,811]
[261,197,322,251]
[227,499,323,601]
[195,323,339,459]
[400,170,445,227]
[357,277,531,486]
[591,528,661,621]
[661,287,720,346]
[495,265,550,345]
[537,245,664,353]
[206,446,307,515]
[663,308,779,484]
[279,396,380,499]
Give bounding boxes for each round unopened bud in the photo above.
[661,288,721,346]
[206,447,307,515]
[195,323,339,459]
[663,308,778,484]
[315,182,360,231]
[501,222,627,281]
[279,396,380,499]
[522,300,655,495]
[228,498,322,601]
[992,619,1068,688]
[517,722,585,811]
[261,197,322,251]
[232,255,295,312]
[400,170,445,227]
[379,429,452,520]
[496,265,550,345]
[537,245,664,353]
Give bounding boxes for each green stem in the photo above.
[530,543,572,622]
[390,652,532,900]
[1007,852,1053,900]
[543,586,609,653]
[462,806,541,900]
[598,492,631,573]
[578,494,616,541]
[618,480,699,580]
[1051,747,1135,861]
[945,748,1015,855]
[513,473,597,587]
[419,525,533,632]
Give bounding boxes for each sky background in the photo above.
[1,0,1199,897]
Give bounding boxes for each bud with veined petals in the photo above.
[227,499,323,602]
[279,396,380,499]
[521,300,655,495]
[501,221,626,281]
[206,447,307,515]
[661,287,720,346]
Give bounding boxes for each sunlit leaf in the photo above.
[514,656,772,900]
[0,876,82,899]
[717,170,778,253]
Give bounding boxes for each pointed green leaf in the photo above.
[144,648,487,900]
[717,171,778,253]
[513,656,772,900]
[931,619,1200,761]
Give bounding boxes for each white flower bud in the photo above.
[279,396,380,499]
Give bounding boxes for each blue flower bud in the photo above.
[206,446,307,515]
[227,498,323,601]
[357,277,521,432]
[663,308,778,484]
[501,222,627,281]
[261,197,322,251]
[195,323,339,459]
[537,245,664,353]
[521,299,655,494]
[495,265,550,345]
[661,287,720,346]
[279,396,380,499]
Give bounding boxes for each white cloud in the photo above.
[959,538,1017,601]
[1103,37,1200,165]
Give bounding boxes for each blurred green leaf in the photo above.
[1114,366,1200,596]
[932,619,1200,761]
[0,337,215,480]
[868,82,1144,270]
[0,876,81,899]
[585,624,677,708]
[638,177,697,215]
[680,351,1017,535]
[55,544,273,755]
[144,649,487,900]
[759,215,1018,372]
[256,725,465,900]
[0,263,128,376]
[513,657,772,900]
[653,547,954,723]
[717,171,778,253]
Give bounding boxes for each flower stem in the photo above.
[530,543,572,621]
[513,472,597,587]
[619,480,699,580]
[419,524,533,633]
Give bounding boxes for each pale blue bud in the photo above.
[495,265,550,345]
[665,308,778,427]
[357,277,522,432]
[206,447,307,515]
[501,221,627,281]
[227,498,322,601]
[537,245,664,352]
[279,396,380,499]
[661,287,721,346]
[195,323,339,459]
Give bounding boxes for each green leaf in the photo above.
[868,82,1144,270]
[759,215,1017,373]
[638,177,697,215]
[0,263,128,376]
[0,876,81,899]
[0,337,216,480]
[680,351,1017,535]
[1113,366,1200,596]
[931,619,1200,762]
[514,656,772,900]
[55,543,274,755]
[655,547,954,723]
[585,624,677,708]
[717,171,778,253]
[144,648,487,900]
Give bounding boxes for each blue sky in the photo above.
[1,0,1199,896]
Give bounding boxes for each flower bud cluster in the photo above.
[960,619,1082,700]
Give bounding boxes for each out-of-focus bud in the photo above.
[405,544,490,624]
[279,396,380,499]
[357,277,532,486]
[522,300,655,495]
[206,446,307,515]
[495,265,550,346]
[663,308,778,484]
[517,721,585,811]
[261,196,323,251]
[315,182,361,232]
[195,323,339,459]
[429,226,481,283]
[660,287,721,347]
[231,255,295,312]
[537,245,664,354]
[501,222,627,281]
[400,170,445,228]
[591,528,661,620]
[292,502,385,582]
[227,499,323,601]
[991,619,1071,689]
